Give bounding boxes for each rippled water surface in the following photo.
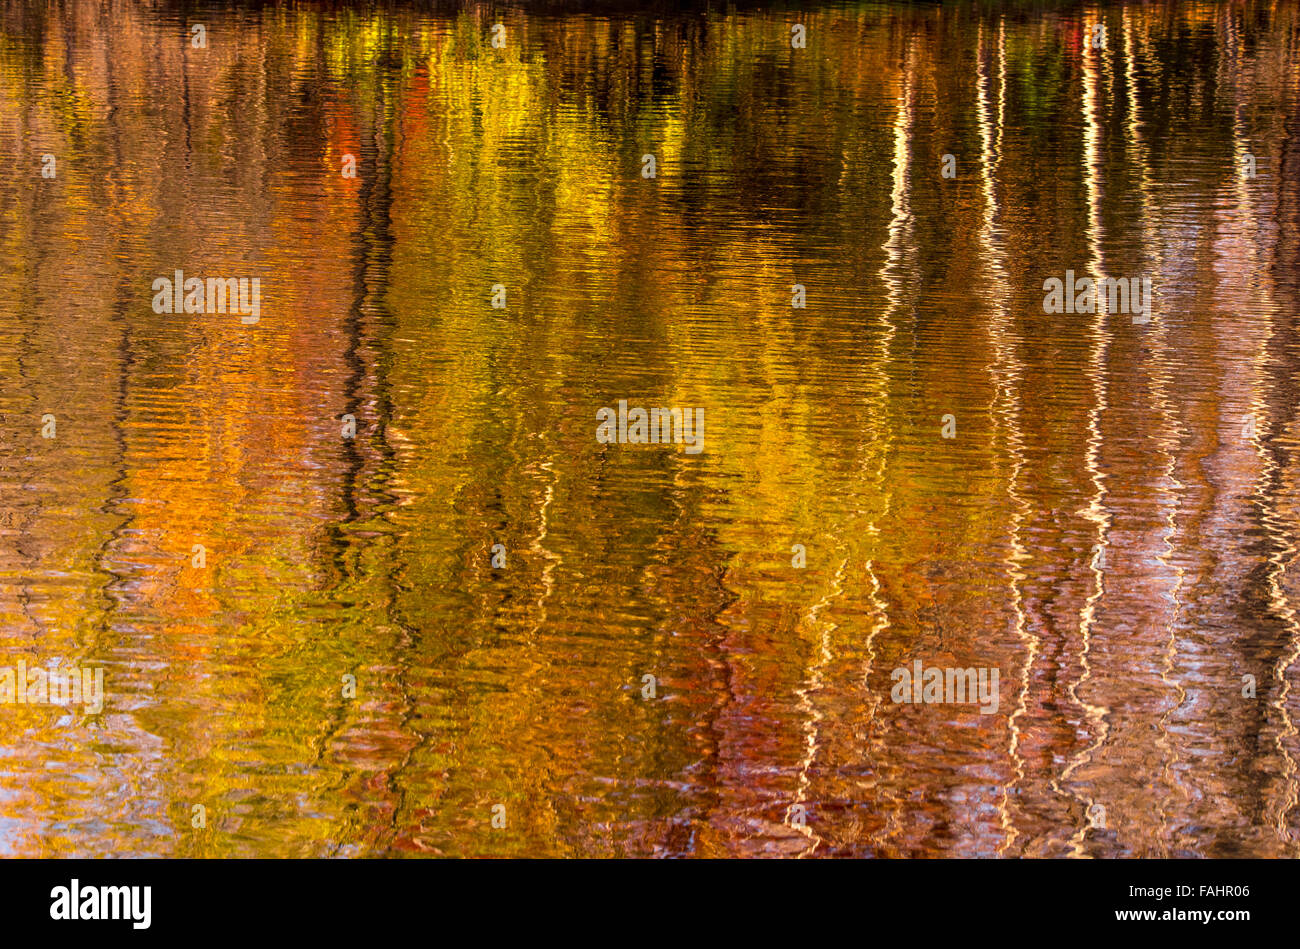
[0,0,1298,857]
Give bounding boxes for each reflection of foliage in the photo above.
[0,0,1293,857]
